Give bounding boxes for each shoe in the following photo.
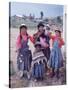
[56,69,59,79]
[50,72,55,78]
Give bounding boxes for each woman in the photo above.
[16,24,32,79]
[33,22,50,61]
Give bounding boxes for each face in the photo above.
[20,27,27,36]
[55,31,60,37]
[36,45,41,51]
[38,26,44,33]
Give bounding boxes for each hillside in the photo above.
[9,15,63,30]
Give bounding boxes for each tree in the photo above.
[40,11,44,19]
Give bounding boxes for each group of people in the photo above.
[16,22,64,81]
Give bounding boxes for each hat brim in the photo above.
[20,25,27,29]
[55,30,61,33]
[34,44,41,47]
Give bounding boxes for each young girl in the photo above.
[31,41,47,81]
[49,29,64,79]
[16,24,32,79]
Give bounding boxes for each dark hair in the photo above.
[37,22,44,29]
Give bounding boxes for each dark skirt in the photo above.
[49,48,63,69]
[17,48,32,71]
[42,47,50,60]
[49,40,63,70]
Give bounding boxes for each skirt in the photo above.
[32,62,45,79]
[17,48,32,72]
[49,47,63,70]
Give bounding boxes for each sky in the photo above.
[10,2,64,18]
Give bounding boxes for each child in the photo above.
[31,41,47,81]
[16,24,32,79]
[49,29,64,79]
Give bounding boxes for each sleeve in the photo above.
[29,35,35,44]
[40,37,49,47]
[60,38,64,46]
[40,37,45,46]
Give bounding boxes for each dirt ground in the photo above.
[9,28,66,88]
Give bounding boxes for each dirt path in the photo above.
[10,68,66,88]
